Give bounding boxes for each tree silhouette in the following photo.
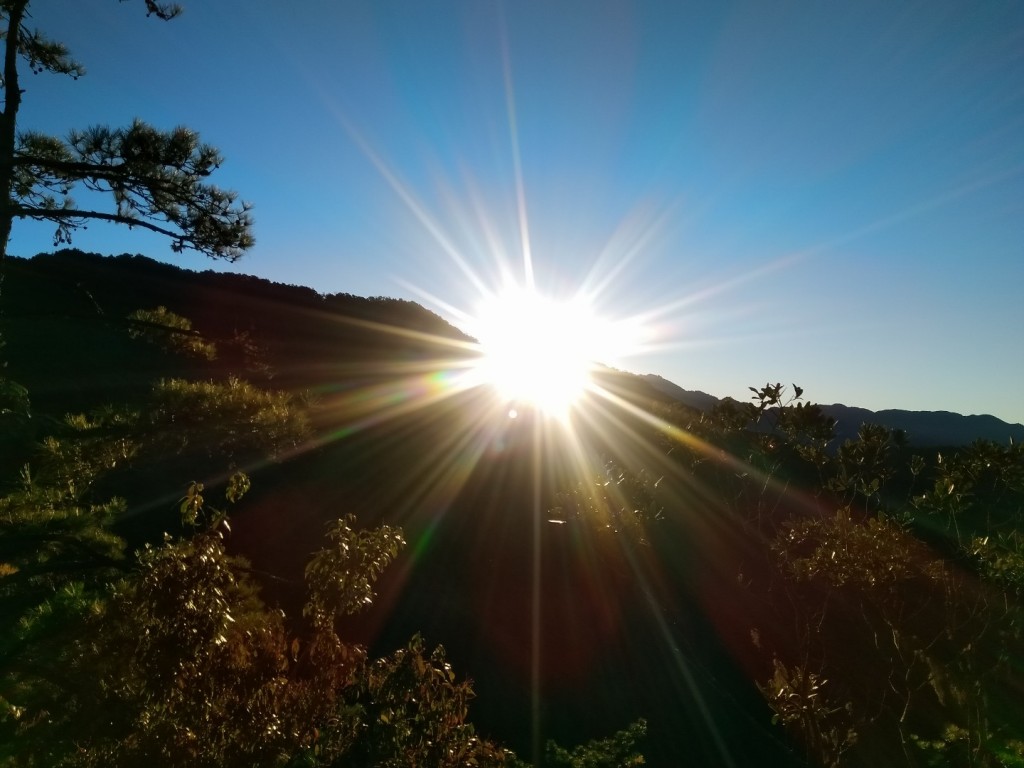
[0,1,253,261]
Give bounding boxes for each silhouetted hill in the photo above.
[2,249,472,414]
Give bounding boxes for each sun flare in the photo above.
[468,286,624,418]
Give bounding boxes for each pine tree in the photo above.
[0,1,253,261]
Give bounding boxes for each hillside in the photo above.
[2,250,470,408]
[2,251,792,764]
[2,250,1022,768]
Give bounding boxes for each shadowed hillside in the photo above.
[3,250,471,410]
[3,250,1022,768]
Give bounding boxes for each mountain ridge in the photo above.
[6,250,1018,448]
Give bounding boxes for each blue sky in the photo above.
[12,1,1024,424]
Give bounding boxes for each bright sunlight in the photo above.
[468,285,628,419]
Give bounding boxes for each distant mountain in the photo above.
[818,404,1024,447]
[640,372,1023,447]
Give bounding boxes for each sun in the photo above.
[467,286,615,418]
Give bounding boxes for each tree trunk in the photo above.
[0,0,28,260]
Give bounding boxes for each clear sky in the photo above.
[11,1,1024,424]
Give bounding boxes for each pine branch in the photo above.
[11,204,250,260]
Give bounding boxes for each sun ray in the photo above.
[497,6,535,290]
[329,113,493,299]
[576,199,682,303]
